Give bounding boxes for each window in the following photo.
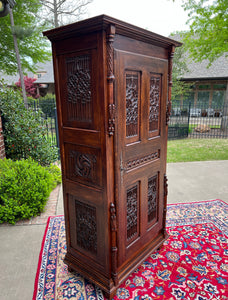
[198,84,210,90]
[185,92,194,103]
[213,84,226,90]
[212,91,225,108]
[197,91,210,107]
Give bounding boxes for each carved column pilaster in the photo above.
[166,46,175,125]
[107,25,116,136]
[107,26,118,285]
[110,202,118,286]
[163,174,168,234]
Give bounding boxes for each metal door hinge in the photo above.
[166,101,171,125]
[120,152,126,184]
[108,103,115,136]
[164,174,168,197]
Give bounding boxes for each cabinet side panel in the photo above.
[52,32,111,283]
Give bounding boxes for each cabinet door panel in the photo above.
[58,49,101,130]
[114,50,168,266]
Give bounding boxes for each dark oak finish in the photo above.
[44,15,181,299]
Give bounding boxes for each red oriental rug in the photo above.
[33,199,228,300]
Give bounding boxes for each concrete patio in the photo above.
[0,160,228,300]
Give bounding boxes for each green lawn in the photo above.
[167,139,228,163]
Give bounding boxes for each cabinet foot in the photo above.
[68,266,74,273]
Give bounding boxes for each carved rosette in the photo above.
[69,150,97,181]
[166,46,175,125]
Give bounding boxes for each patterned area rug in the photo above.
[33,200,228,300]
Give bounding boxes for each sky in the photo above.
[87,0,189,37]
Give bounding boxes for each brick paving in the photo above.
[0,184,61,226]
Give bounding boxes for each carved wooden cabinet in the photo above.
[44,15,180,299]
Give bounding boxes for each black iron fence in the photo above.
[30,98,228,144]
[29,97,59,151]
[169,102,228,139]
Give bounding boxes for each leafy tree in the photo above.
[172,0,228,129]
[15,76,40,99]
[174,0,228,65]
[0,0,50,75]
[39,0,93,28]
[171,37,192,102]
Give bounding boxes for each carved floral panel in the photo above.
[125,72,140,138]
[149,75,161,132]
[66,55,92,122]
[75,199,97,254]
[126,184,139,242]
[148,174,158,224]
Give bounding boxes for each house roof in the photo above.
[35,60,54,84]
[0,70,34,86]
[0,60,54,86]
[2,43,228,85]
[182,54,228,81]
[171,34,228,81]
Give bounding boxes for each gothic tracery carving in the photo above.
[149,75,160,132]
[75,199,97,254]
[126,185,138,241]
[66,55,92,122]
[148,175,158,223]
[126,73,139,137]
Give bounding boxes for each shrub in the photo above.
[0,84,58,166]
[0,158,61,224]
[46,164,62,187]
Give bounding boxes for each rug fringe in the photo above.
[32,216,52,300]
[168,199,227,206]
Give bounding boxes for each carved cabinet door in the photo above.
[114,50,168,266]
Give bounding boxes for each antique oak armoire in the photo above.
[44,15,181,299]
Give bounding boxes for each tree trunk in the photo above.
[9,8,28,108]
[221,81,228,131]
[54,0,59,27]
